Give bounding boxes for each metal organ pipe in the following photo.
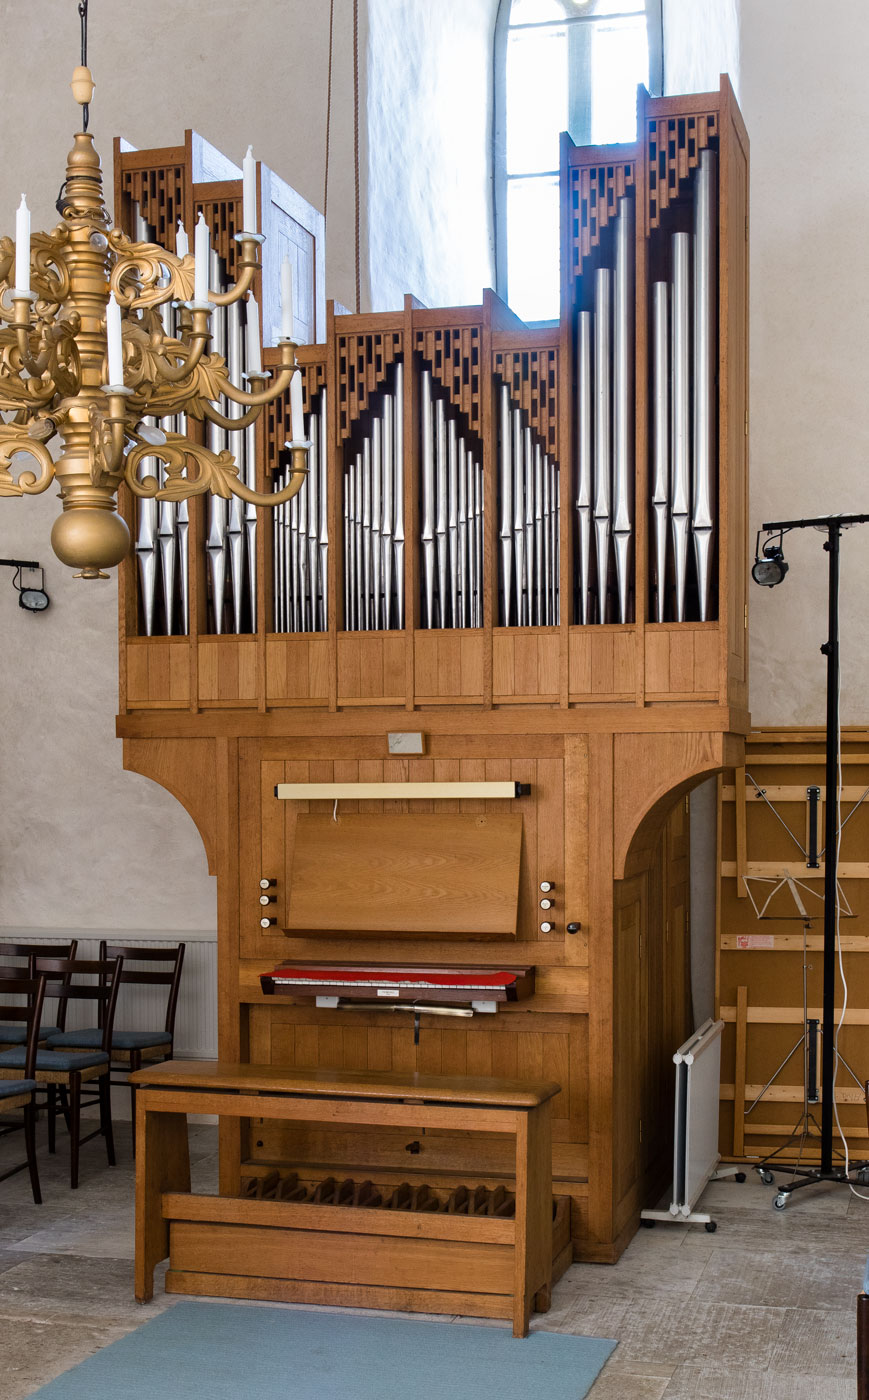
[612,195,634,625]
[497,387,560,627]
[272,387,328,634]
[693,147,717,622]
[593,266,612,625]
[652,282,670,623]
[420,369,435,629]
[670,231,691,624]
[498,384,513,625]
[576,310,592,625]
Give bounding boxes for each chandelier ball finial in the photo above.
[70,65,95,109]
[51,507,131,576]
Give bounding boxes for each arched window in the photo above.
[494,0,663,324]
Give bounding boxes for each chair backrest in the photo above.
[0,976,47,1080]
[0,942,78,1030]
[99,942,186,1037]
[32,957,124,1054]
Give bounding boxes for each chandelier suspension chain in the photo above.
[353,0,361,314]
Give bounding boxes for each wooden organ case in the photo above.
[115,76,749,1292]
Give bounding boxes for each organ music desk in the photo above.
[131,1059,559,1336]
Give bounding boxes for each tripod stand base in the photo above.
[759,1162,869,1210]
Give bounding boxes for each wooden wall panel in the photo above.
[493,633,560,704]
[198,640,258,705]
[568,629,636,703]
[414,632,485,703]
[644,626,719,701]
[266,637,330,705]
[337,635,406,706]
[126,640,190,708]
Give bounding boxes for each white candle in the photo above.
[175,219,189,258]
[194,213,210,303]
[242,146,257,234]
[245,295,262,375]
[15,194,30,293]
[289,368,304,443]
[280,256,294,339]
[106,292,124,385]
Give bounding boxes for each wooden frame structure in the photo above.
[115,77,749,1281]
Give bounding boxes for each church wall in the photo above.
[740,0,869,726]
[0,1,362,941]
[365,0,499,311]
[663,0,741,99]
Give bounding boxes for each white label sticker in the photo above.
[377,987,401,997]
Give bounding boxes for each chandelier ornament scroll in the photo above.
[0,13,310,579]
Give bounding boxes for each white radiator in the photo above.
[641,1017,735,1230]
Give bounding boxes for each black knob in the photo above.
[566,922,581,934]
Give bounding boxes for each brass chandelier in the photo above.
[0,11,309,580]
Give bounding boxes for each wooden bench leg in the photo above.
[135,1099,190,1303]
[513,1102,553,1338]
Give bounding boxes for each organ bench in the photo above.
[132,1060,559,1336]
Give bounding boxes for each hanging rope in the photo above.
[353,0,361,313]
[323,0,335,221]
[78,0,90,131]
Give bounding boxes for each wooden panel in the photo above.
[644,626,719,700]
[568,629,636,702]
[493,632,560,703]
[266,637,330,704]
[337,634,406,706]
[170,1220,514,1293]
[285,813,522,936]
[414,631,485,703]
[198,640,258,705]
[126,641,190,708]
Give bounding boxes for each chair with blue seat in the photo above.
[46,941,184,1151]
[0,974,47,1203]
[0,957,123,1189]
[0,941,78,1048]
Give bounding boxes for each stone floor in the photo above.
[0,1123,863,1398]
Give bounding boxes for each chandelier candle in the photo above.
[280,257,294,340]
[242,146,257,234]
[14,196,29,293]
[175,220,188,258]
[246,296,262,376]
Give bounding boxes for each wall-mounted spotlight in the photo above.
[751,531,789,588]
[0,558,50,613]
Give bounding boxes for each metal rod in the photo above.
[448,414,459,628]
[652,281,670,623]
[226,297,246,634]
[474,456,484,627]
[534,438,544,625]
[393,365,405,629]
[206,247,228,634]
[576,310,592,625]
[382,389,394,629]
[593,266,612,624]
[612,195,634,624]
[457,436,468,627]
[693,148,717,621]
[307,410,319,632]
[318,390,328,632]
[671,230,691,623]
[371,412,383,629]
[524,423,535,625]
[361,435,372,630]
[499,384,513,625]
[420,368,435,628]
[435,395,448,628]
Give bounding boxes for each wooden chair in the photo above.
[45,942,185,1150]
[0,941,78,1048]
[0,957,123,1189]
[0,974,47,1203]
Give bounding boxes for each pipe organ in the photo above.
[116,77,749,1282]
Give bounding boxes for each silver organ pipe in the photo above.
[414,369,483,629]
[593,266,612,624]
[575,311,592,625]
[670,231,691,624]
[272,389,328,633]
[651,282,670,623]
[612,195,634,625]
[497,390,560,627]
[692,148,717,622]
[342,373,404,631]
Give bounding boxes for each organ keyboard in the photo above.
[260,963,536,1014]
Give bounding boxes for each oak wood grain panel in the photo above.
[266,637,330,704]
[126,641,191,707]
[493,632,560,702]
[284,812,522,935]
[337,634,406,705]
[414,631,485,702]
[198,640,258,705]
[568,629,636,702]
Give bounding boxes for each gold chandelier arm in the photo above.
[124,431,308,507]
[109,236,195,311]
[208,255,258,307]
[0,428,55,497]
[200,399,263,432]
[138,323,211,385]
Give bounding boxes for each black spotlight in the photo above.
[751,536,789,588]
